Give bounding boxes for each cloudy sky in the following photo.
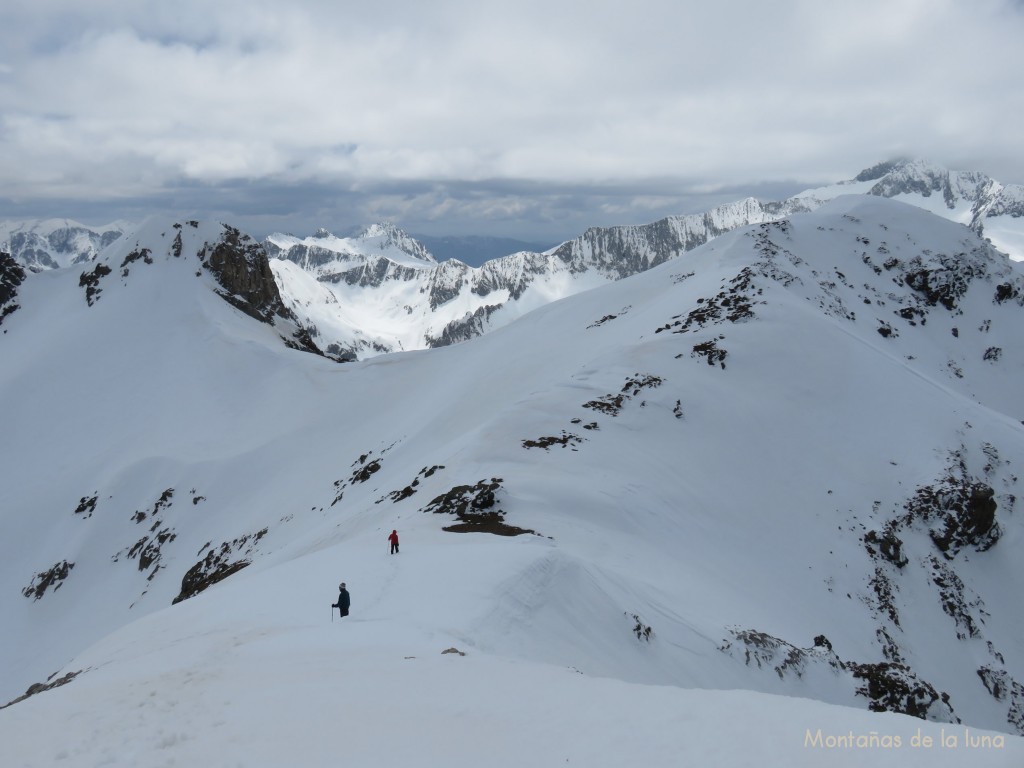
[1,0,1022,241]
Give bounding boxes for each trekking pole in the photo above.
[331,603,334,623]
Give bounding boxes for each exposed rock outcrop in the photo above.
[22,561,75,600]
[0,252,26,326]
[721,628,959,724]
[172,528,268,604]
[421,478,536,536]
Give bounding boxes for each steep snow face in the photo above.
[3,196,1024,762]
[0,218,129,272]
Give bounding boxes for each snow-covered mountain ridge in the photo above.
[265,159,1024,359]
[264,221,438,272]
[0,218,129,272]
[3,196,1024,765]
[3,160,1021,363]
[804,159,1024,256]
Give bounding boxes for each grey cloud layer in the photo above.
[1,0,1022,237]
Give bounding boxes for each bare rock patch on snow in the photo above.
[421,478,536,536]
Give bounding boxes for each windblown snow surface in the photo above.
[2,197,1024,766]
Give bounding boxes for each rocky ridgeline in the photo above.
[855,159,1024,236]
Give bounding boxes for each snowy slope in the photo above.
[2,579,1021,767]
[3,197,1024,764]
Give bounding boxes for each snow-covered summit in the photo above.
[858,158,993,206]
[357,221,438,264]
[69,217,322,356]
[792,159,1023,258]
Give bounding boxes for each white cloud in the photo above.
[1,0,1022,235]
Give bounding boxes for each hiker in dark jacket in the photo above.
[333,582,350,617]
[388,529,399,555]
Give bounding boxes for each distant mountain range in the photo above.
[411,234,558,266]
[0,218,129,271]
[2,159,1022,363]
[263,159,1024,359]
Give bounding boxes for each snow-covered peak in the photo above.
[865,159,992,207]
[71,217,323,356]
[792,158,990,209]
[781,159,1022,259]
[101,217,231,260]
[356,221,438,264]
[265,221,436,274]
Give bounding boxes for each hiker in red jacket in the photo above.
[388,529,399,555]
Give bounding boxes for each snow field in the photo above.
[3,524,1022,767]
[4,196,1024,764]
